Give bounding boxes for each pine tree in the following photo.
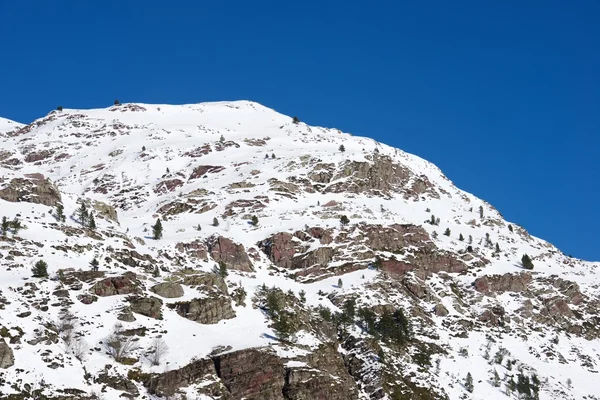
[459,233,464,241]
[195,224,202,231]
[444,228,451,236]
[212,217,219,226]
[56,203,66,222]
[465,372,474,393]
[152,218,163,240]
[339,144,346,152]
[218,262,228,278]
[90,257,99,271]
[522,254,534,270]
[492,369,500,387]
[271,153,276,159]
[432,231,438,239]
[468,235,473,244]
[430,215,436,225]
[340,215,350,226]
[508,224,514,232]
[152,265,161,277]
[57,106,63,111]
[11,217,21,236]
[479,205,484,219]
[219,134,225,142]
[299,290,306,303]
[32,259,48,278]
[250,215,259,226]
[88,213,96,230]
[114,99,120,105]
[495,242,500,252]
[1,216,9,236]
[78,201,88,227]
[292,116,300,124]
[338,278,343,288]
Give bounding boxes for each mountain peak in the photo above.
[0,101,598,399]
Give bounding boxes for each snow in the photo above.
[0,101,598,399]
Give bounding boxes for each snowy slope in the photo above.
[0,101,598,400]
[0,116,23,136]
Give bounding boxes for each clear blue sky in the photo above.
[1,1,598,260]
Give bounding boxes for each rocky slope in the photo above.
[0,101,598,400]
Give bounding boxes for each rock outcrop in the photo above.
[129,296,163,319]
[90,273,141,296]
[151,282,184,298]
[0,175,62,207]
[206,236,254,272]
[168,294,235,324]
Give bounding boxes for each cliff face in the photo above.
[0,101,598,400]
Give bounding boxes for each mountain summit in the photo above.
[0,101,598,400]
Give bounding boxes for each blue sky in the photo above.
[1,1,598,260]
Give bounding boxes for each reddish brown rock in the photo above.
[474,273,532,294]
[215,348,285,400]
[0,176,62,207]
[175,239,208,261]
[206,236,253,272]
[90,273,141,296]
[153,178,184,194]
[189,165,225,180]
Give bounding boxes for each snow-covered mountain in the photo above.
[0,117,23,136]
[0,101,598,400]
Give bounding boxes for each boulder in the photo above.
[175,239,208,261]
[0,338,15,369]
[90,273,140,296]
[129,296,163,319]
[434,303,449,317]
[151,282,184,298]
[474,273,532,294]
[206,236,253,272]
[92,200,119,223]
[0,176,62,207]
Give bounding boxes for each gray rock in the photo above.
[0,338,15,369]
[151,282,184,298]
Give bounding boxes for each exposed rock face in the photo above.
[189,165,225,180]
[0,176,62,206]
[0,338,15,369]
[474,273,532,294]
[175,239,208,261]
[148,357,221,397]
[181,272,229,293]
[151,282,184,298]
[92,200,119,223]
[168,294,235,324]
[215,348,285,400]
[206,236,253,272]
[284,343,359,400]
[90,273,141,296]
[129,296,163,319]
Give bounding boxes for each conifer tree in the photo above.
[219,134,225,142]
[78,201,88,227]
[508,224,514,232]
[465,372,474,393]
[250,215,259,226]
[1,216,8,236]
[495,242,500,252]
[459,233,464,241]
[32,259,48,278]
[212,217,219,226]
[90,257,99,271]
[271,153,276,159]
[338,278,343,288]
[217,262,228,278]
[522,254,534,270]
[152,218,163,240]
[492,369,501,387]
[468,235,473,244]
[292,116,300,124]
[88,213,96,230]
[11,217,21,236]
[56,203,66,222]
[444,228,451,236]
[339,144,346,152]
[479,205,484,219]
[430,214,436,225]
[340,215,350,226]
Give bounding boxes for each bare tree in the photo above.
[105,323,138,362]
[71,337,89,361]
[149,337,169,366]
